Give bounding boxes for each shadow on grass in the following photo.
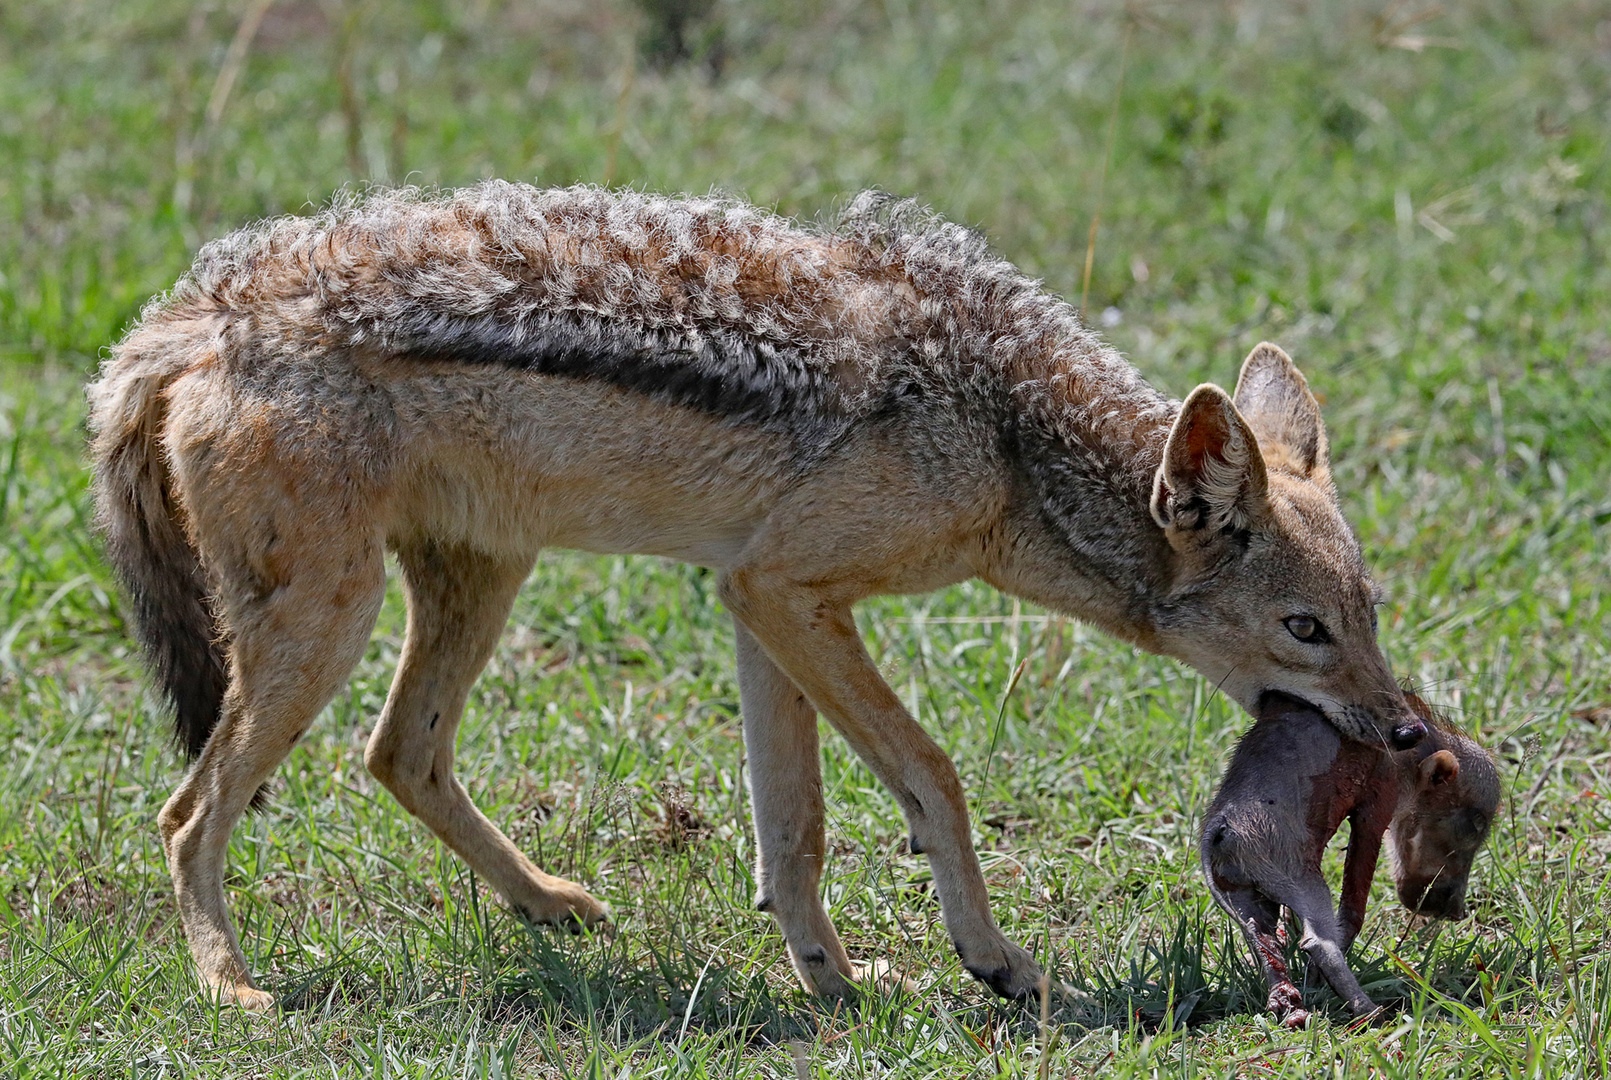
[1046,907,1554,1034]
[264,925,811,1042]
[497,929,816,1044]
[266,900,1560,1044]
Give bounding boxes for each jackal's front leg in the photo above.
[735,623,857,996]
[722,570,1041,1000]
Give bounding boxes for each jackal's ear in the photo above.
[1232,343,1330,483]
[1151,384,1269,540]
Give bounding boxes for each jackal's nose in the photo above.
[1390,718,1427,749]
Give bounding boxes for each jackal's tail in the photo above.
[87,316,228,760]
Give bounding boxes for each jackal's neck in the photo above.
[984,335,1180,646]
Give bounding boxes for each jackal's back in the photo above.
[143,183,1167,465]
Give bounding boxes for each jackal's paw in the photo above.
[208,982,277,1012]
[954,935,1042,1000]
[790,942,857,999]
[513,887,611,931]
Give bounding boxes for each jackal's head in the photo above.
[1147,343,1427,750]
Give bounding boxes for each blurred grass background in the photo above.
[1,1,1608,1076]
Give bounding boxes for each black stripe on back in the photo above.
[397,309,847,436]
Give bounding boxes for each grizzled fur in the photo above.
[1202,692,1498,1026]
[96,182,1172,755]
[165,183,1168,444]
[89,181,1426,1010]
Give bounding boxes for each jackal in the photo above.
[88,182,1427,1009]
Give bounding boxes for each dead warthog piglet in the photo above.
[1201,691,1498,1026]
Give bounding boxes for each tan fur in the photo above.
[88,183,1428,1008]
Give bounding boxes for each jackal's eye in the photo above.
[1284,615,1330,643]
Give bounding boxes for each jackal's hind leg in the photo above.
[364,542,608,929]
[159,527,387,1010]
[735,622,856,997]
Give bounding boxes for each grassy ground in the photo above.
[2,0,1609,1075]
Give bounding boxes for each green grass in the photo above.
[2,0,1609,1075]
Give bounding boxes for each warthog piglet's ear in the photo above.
[1418,749,1460,790]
